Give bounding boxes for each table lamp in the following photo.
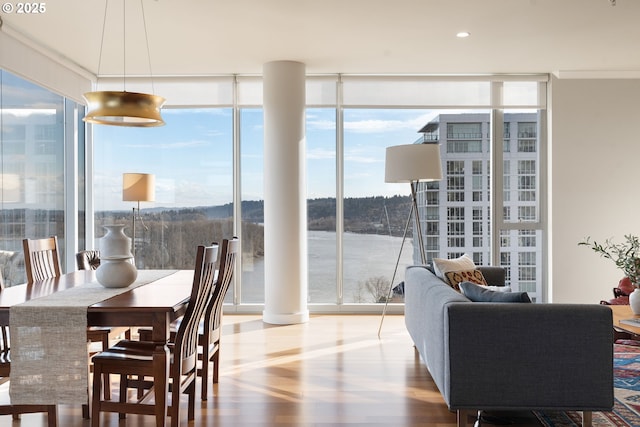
[378,143,442,337]
[122,173,155,259]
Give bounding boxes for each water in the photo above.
[241,230,415,304]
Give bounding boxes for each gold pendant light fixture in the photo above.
[84,0,165,127]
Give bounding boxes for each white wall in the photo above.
[550,76,640,303]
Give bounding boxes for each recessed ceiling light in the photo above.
[456,31,471,38]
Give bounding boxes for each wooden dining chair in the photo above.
[138,237,239,400]
[22,237,61,284]
[90,244,218,427]
[0,274,58,426]
[76,250,101,271]
[200,237,238,400]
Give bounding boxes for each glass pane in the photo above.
[415,108,543,303]
[306,108,337,303]
[417,110,491,265]
[342,109,420,304]
[77,102,87,251]
[504,111,540,223]
[500,108,544,301]
[240,108,265,303]
[500,229,543,302]
[0,69,65,285]
[93,108,234,292]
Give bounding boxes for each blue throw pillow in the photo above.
[459,281,531,303]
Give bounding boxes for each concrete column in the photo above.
[262,60,309,325]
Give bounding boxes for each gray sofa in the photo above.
[404,265,614,427]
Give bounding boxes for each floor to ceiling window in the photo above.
[306,108,338,304]
[341,109,418,303]
[89,78,545,309]
[1,70,547,308]
[416,108,545,301]
[239,108,265,304]
[0,69,67,285]
[92,107,234,295]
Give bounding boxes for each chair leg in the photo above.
[119,374,127,419]
[101,334,111,400]
[201,345,209,401]
[153,346,169,427]
[188,379,196,421]
[213,345,220,383]
[91,361,103,427]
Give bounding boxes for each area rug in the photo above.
[534,342,640,426]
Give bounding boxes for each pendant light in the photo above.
[83,0,165,127]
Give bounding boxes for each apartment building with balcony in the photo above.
[415,113,543,300]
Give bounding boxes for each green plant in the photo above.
[579,235,640,286]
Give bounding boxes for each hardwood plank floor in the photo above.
[0,315,544,426]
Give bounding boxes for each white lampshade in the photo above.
[384,143,443,183]
[123,173,155,202]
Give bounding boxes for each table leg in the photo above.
[153,344,169,427]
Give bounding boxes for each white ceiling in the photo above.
[1,0,638,77]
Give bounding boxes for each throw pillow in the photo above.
[432,254,476,278]
[484,285,512,292]
[445,269,487,291]
[459,281,531,303]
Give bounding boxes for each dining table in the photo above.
[0,269,194,427]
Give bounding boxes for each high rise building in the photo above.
[415,113,543,300]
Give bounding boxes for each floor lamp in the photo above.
[378,143,442,338]
[122,173,155,262]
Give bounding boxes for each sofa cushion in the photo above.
[476,266,506,287]
[433,254,475,278]
[444,269,487,291]
[459,281,531,303]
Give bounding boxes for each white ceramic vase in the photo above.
[630,288,640,315]
[99,224,132,258]
[96,256,138,288]
[96,225,137,288]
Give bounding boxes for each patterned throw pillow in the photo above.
[432,254,476,279]
[444,269,487,291]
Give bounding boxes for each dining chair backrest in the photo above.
[76,250,101,271]
[22,236,61,283]
[174,244,219,376]
[204,237,239,340]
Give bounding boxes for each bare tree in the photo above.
[356,276,390,303]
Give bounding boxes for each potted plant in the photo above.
[579,234,640,312]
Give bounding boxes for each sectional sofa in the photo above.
[403,264,614,427]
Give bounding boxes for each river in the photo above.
[241,230,415,303]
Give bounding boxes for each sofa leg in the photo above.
[457,409,473,427]
[582,411,592,427]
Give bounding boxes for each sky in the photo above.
[93,107,447,211]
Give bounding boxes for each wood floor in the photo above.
[0,315,545,426]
